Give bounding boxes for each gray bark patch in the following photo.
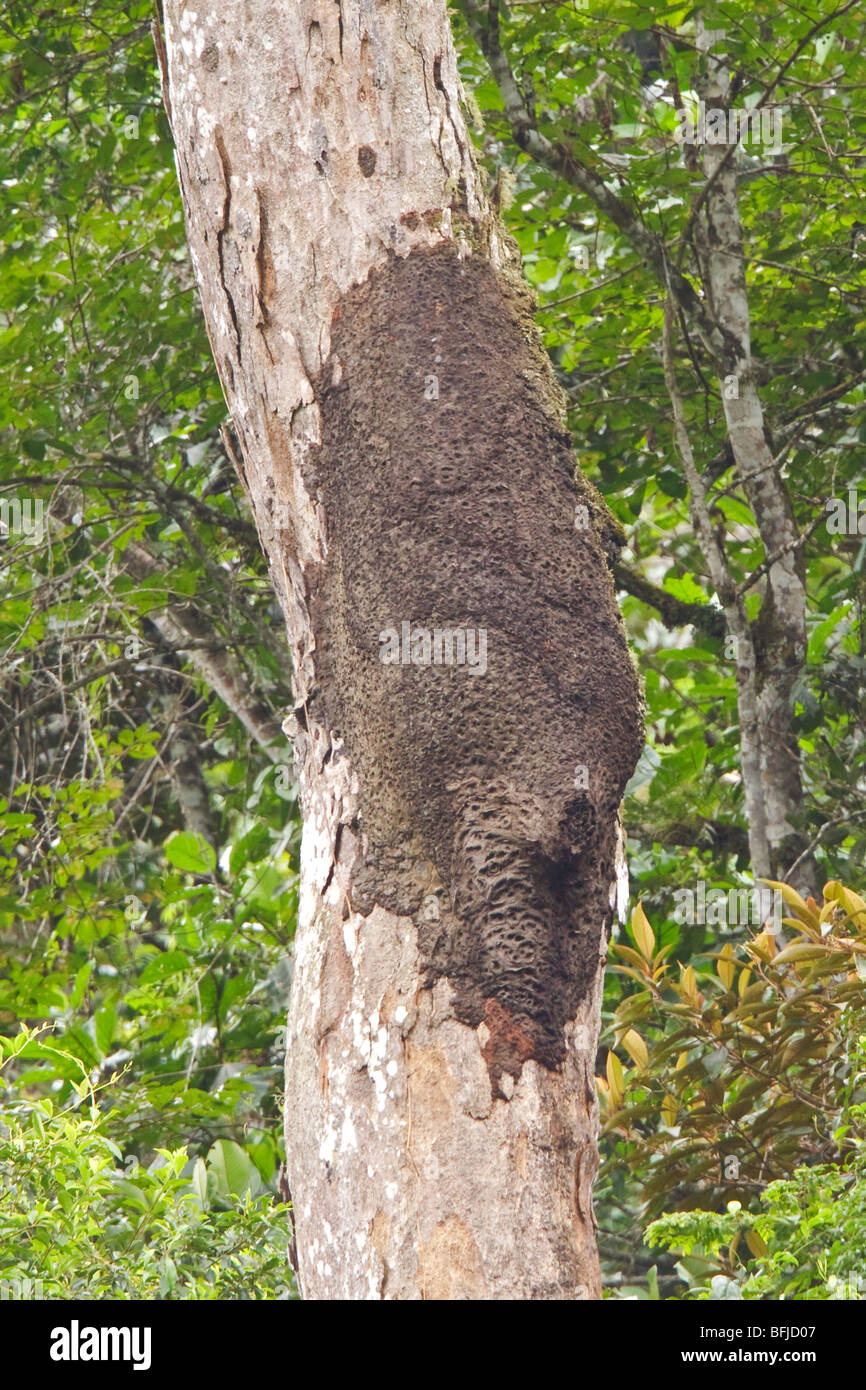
[305,242,643,1085]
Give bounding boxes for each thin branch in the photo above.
[462,0,737,366]
[784,809,866,881]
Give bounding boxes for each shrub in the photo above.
[600,879,866,1298]
[0,1028,296,1300]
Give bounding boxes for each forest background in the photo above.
[0,0,864,1300]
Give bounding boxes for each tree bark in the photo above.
[694,19,813,892]
[159,0,642,1300]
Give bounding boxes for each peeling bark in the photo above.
[160,0,642,1299]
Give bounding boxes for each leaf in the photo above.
[191,1156,209,1210]
[772,942,830,965]
[620,1028,648,1070]
[609,943,653,972]
[761,880,819,929]
[229,823,271,875]
[748,930,776,962]
[207,1139,261,1201]
[94,1002,116,1057]
[680,964,700,1004]
[606,1050,624,1110]
[138,950,191,984]
[164,830,216,875]
[112,1179,149,1211]
[69,961,93,1008]
[631,902,655,963]
[819,898,840,934]
[824,881,866,931]
[717,944,736,990]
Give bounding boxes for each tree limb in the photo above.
[613,562,725,639]
[463,0,738,366]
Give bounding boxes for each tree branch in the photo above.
[627,818,750,858]
[463,0,737,366]
[613,562,725,639]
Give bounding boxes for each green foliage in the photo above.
[0,2,298,1298]
[600,882,866,1298]
[646,1095,866,1301]
[0,745,298,1294]
[0,1029,295,1300]
[1,0,864,1301]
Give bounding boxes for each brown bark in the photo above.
[159,0,642,1299]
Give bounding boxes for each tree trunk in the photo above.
[159,0,642,1300]
[694,19,813,893]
